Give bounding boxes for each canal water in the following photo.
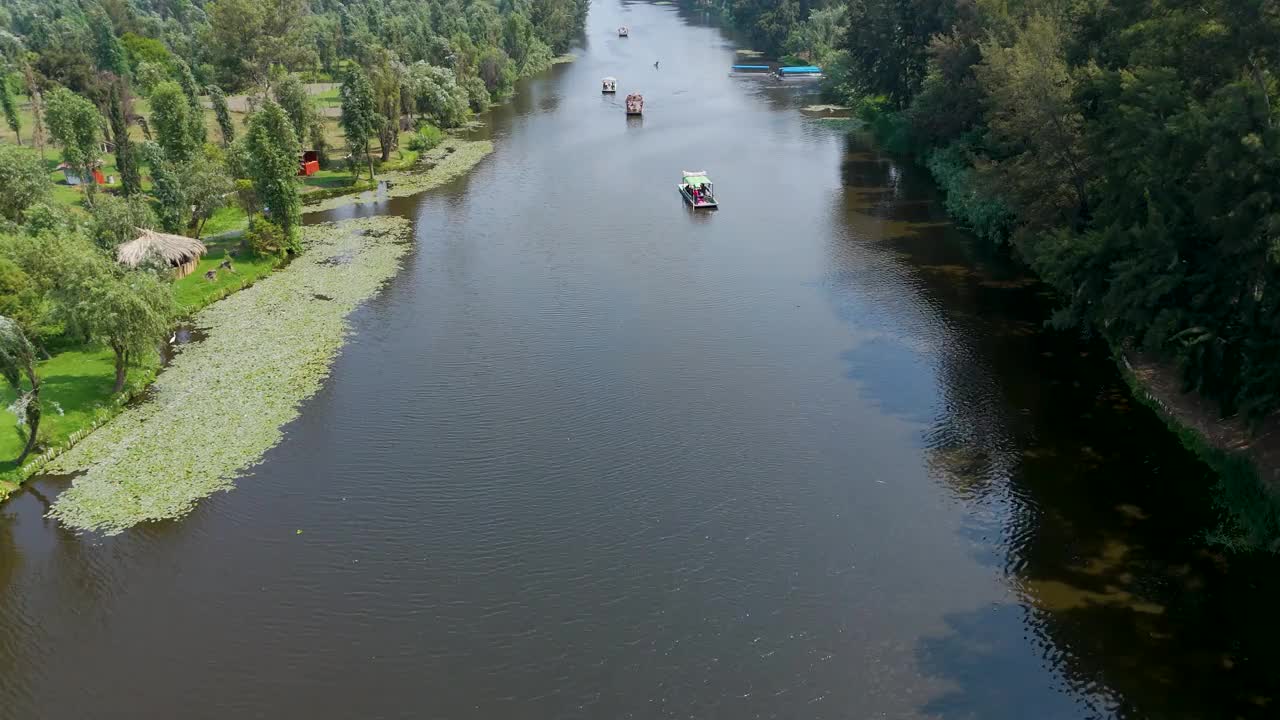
[3,2,1279,718]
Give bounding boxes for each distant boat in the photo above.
[678,171,717,208]
[731,65,771,73]
[618,26,629,37]
[602,77,617,93]
[776,65,823,79]
[625,93,643,116]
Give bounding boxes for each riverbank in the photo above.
[0,135,494,504]
[848,104,1280,551]
[1118,351,1280,550]
[47,216,413,533]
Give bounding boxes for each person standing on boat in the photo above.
[654,60,660,69]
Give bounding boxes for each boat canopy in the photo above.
[603,76,616,81]
[682,171,711,185]
[779,65,822,74]
[732,64,770,70]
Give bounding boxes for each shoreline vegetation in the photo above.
[689,0,1280,551]
[0,0,588,512]
[49,216,412,533]
[0,134,494,506]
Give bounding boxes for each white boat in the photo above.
[625,93,643,116]
[678,171,717,208]
[602,77,617,93]
[618,26,629,37]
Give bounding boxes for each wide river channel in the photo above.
[4,2,1280,718]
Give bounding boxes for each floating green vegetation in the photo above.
[551,54,577,64]
[47,216,413,534]
[306,138,493,214]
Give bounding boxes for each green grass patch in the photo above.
[198,204,249,237]
[0,347,159,489]
[173,235,281,313]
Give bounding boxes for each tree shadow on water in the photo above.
[917,604,1109,720]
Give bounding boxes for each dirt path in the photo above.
[1122,352,1280,485]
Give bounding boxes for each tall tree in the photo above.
[0,143,49,222]
[975,14,1091,233]
[339,66,378,181]
[44,87,103,203]
[0,74,20,144]
[245,98,302,243]
[273,71,315,142]
[108,81,141,196]
[0,315,41,464]
[208,84,235,146]
[148,81,197,164]
[174,57,207,145]
[91,12,128,77]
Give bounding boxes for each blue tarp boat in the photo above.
[732,64,770,71]
[777,65,823,77]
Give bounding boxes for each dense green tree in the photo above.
[148,81,197,164]
[0,143,49,222]
[208,84,235,146]
[174,57,206,145]
[107,81,142,196]
[0,73,20,143]
[143,141,191,233]
[975,14,1090,234]
[339,65,378,180]
[88,193,158,251]
[91,12,128,77]
[367,49,405,161]
[407,62,469,128]
[273,71,316,142]
[44,87,103,203]
[120,32,173,75]
[245,98,302,244]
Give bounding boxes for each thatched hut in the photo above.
[116,228,207,279]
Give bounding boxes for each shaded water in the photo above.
[3,2,1280,718]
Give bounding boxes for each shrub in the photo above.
[246,216,292,258]
[407,124,444,153]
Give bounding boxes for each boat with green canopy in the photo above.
[678,171,717,208]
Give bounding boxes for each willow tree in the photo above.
[245,98,302,244]
[0,316,40,464]
[60,269,175,393]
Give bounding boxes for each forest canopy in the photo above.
[694,0,1280,422]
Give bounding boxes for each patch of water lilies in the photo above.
[305,138,494,214]
[47,216,413,534]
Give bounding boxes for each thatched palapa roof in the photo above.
[117,228,207,270]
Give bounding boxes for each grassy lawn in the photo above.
[174,235,281,312]
[0,347,159,488]
[198,204,248,237]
